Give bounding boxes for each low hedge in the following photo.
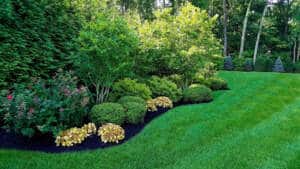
[90,103,126,125]
[147,76,182,103]
[182,85,213,104]
[204,78,228,91]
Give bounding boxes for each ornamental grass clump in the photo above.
[98,123,125,143]
[147,97,173,112]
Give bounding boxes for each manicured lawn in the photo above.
[1,71,300,169]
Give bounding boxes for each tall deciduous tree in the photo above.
[223,0,228,56]
[136,3,221,88]
[253,4,268,65]
[77,13,138,103]
[239,0,253,58]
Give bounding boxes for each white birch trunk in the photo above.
[293,39,297,63]
[223,0,228,57]
[239,0,252,58]
[297,38,300,62]
[253,5,268,65]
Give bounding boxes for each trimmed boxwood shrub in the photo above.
[233,57,246,71]
[118,96,146,105]
[90,103,126,125]
[167,74,185,89]
[294,62,300,73]
[182,85,213,103]
[147,76,182,102]
[118,96,147,124]
[204,78,228,90]
[110,78,152,101]
[122,102,147,124]
[254,57,273,72]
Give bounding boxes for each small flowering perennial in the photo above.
[55,127,87,147]
[147,96,173,112]
[82,123,97,136]
[146,99,158,112]
[7,94,13,101]
[154,97,173,109]
[55,123,96,147]
[98,123,125,143]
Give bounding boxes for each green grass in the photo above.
[1,71,300,169]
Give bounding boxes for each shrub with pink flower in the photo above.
[0,71,92,138]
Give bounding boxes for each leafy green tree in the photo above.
[77,13,139,103]
[290,1,300,62]
[136,3,221,88]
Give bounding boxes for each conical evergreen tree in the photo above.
[224,56,234,70]
[244,58,253,71]
[272,57,285,72]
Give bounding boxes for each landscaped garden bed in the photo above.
[0,107,170,153]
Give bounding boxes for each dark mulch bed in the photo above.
[0,107,170,153]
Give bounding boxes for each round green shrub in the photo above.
[204,78,228,90]
[110,78,152,101]
[167,74,185,89]
[122,102,147,124]
[233,57,246,71]
[90,103,126,125]
[118,96,146,105]
[182,85,213,103]
[294,62,300,73]
[254,57,273,72]
[147,76,182,103]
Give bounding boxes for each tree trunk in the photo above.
[284,0,291,38]
[253,5,268,65]
[297,38,300,62]
[293,39,297,63]
[223,0,228,57]
[209,0,214,16]
[239,0,252,58]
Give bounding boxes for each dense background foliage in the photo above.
[0,0,80,88]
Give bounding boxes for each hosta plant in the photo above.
[146,99,157,112]
[98,123,125,143]
[81,123,97,136]
[55,123,96,147]
[147,97,173,112]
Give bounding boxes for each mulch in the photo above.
[0,107,170,153]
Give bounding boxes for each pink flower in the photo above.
[63,88,71,96]
[7,94,13,101]
[29,108,35,113]
[27,108,35,119]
